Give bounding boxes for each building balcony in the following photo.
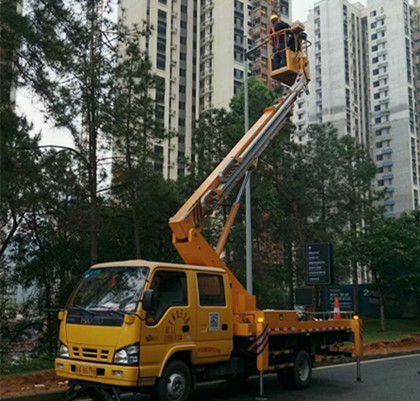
[201,51,213,62]
[203,34,214,45]
[382,148,393,154]
[200,68,213,79]
[202,0,214,11]
[385,186,395,192]
[384,212,397,218]
[201,85,213,96]
[383,173,394,180]
[384,199,395,206]
[202,18,214,29]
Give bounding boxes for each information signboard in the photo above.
[306,243,332,285]
[326,286,354,311]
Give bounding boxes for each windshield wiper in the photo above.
[105,310,125,318]
[69,305,95,316]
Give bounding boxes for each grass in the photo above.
[361,316,420,344]
[1,356,55,377]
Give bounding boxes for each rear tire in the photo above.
[278,350,312,389]
[154,360,191,401]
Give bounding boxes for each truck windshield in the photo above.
[68,266,149,314]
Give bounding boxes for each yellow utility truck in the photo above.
[55,27,363,401]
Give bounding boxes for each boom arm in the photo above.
[169,75,309,313]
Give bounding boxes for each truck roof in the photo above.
[91,259,226,274]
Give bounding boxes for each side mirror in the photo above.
[142,289,155,312]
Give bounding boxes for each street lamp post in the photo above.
[243,35,253,296]
[242,35,269,296]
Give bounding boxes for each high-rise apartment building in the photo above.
[119,0,197,180]
[294,0,420,216]
[118,0,291,180]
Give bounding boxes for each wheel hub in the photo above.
[166,371,186,400]
[297,359,310,381]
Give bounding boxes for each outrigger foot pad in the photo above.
[65,380,122,401]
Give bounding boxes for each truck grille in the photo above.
[72,346,110,361]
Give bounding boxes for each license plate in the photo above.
[76,365,97,377]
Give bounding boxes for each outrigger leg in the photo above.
[65,380,122,401]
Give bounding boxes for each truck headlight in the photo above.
[58,341,69,358]
[113,342,139,366]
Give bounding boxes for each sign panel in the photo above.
[326,286,354,311]
[306,243,332,285]
[295,287,314,306]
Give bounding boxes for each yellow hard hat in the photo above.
[270,14,279,23]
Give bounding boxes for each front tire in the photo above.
[154,360,191,401]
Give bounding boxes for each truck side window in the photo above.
[146,271,187,326]
[197,274,225,307]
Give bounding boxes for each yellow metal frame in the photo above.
[268,24,311,86]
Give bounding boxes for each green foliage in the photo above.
[357,210,420,329]
[191,90,380,309]
[100,174,182,264]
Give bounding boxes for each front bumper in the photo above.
[55,357,142,387]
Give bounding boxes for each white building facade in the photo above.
[118,0,291,180]
[294,0,420,216]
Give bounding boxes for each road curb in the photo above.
[314,348,420,368]
[2,350,420,401]
[2,389,66,401]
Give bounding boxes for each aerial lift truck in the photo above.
[55,24,363,401]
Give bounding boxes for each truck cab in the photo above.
[55,260,233,399]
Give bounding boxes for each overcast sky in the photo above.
[292,0,367,22]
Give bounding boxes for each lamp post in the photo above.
[243,35,253,296]
[243,35,268,296]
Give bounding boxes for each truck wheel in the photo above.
[154,360,191,401]
[278,350,312,389]
[287,350,312,389]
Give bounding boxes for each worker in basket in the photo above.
[270,14,290,70]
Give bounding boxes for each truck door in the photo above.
[140,269,195,379]
[195,273,233,364]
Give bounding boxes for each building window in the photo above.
[234,51,243,62]
[157,54,166,70]
[154,162,163,172]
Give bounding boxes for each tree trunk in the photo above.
[378,287,386,332]
[284,239,294,309]
[352,260,359,314]
[87,0,101,265]
[130,188,142,259]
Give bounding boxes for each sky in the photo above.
[292,0,367,22]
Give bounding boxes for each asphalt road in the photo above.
[116,355,420,401]
[20,354,419,401]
